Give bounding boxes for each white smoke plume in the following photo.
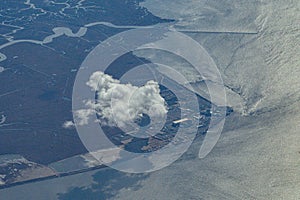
[75,71,167,128]
[62,121,75,129]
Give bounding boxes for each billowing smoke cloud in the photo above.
[62,121,75,129]
[75,71,167,128]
